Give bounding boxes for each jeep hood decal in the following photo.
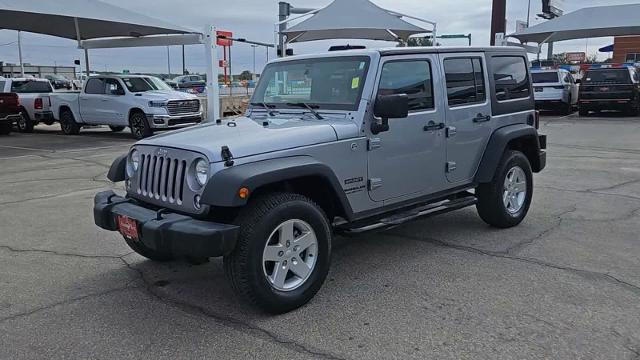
[138,116,338,162]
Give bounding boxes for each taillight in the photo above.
[34,98,43,110]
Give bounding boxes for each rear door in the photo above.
[102,78,128,126]
[440,54,492,184]
[80,78,106,124]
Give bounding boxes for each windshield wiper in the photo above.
[250,102,278,117]
[286,102,324,120]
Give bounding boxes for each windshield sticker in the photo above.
[359,62,365,70]
[351,77,360,89]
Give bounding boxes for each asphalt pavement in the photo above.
[1,115,639,360]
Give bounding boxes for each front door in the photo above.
[440,54,493,184]
[367,55,447,202]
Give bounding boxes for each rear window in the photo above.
[532,72,559,84]
[584,69,631,84]
[492,56,531,102]
[10,80,53,93]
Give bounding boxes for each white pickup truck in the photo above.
[0,78,55,133]
[50,75,203,139]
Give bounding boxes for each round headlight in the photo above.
[195,159,209,186]
[130,149,140,171]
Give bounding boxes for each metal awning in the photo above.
[281,0,433,43]
[510,4,640,44]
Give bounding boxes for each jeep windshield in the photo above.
[583,69,632,84]
[122,76,173,93]
[251,56,370,111]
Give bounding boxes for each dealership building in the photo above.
[0,62,77,79]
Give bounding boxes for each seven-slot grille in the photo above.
[137,153,188,205]
[166,100,200,116]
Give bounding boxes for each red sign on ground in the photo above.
[216,30,233,46]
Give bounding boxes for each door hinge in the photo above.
[368,138,382,151]
[446,126,457,138]
[446,162,457,173]
[368,178,383,191]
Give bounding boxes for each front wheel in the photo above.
[129,112,153,140]
[476,150,533,228]
[16,111,34,133]
[224,193,332,314]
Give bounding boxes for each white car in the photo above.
[0,78,55,132]
[531,69,579,114]
[50,75,203,139]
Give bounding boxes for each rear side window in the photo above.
[10,80,53,93]
[444,58,486,106]
[85,78,106,94]
[0,81,5,91]
[492,56,531,102]
[378,60,434,112]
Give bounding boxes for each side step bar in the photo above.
[337,195,478,235]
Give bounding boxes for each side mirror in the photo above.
[372,94,409,134]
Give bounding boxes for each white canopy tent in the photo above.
[510,3,640,44]
[0,0,220,120]
[279,0,435,51]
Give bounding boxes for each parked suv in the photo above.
[94,47,546,313]
[531,68,578,114]
[0,92,20,135]
[51,75,203,139]
[578,66,640,116]
[0,78,54,132]
[44,74,73,90]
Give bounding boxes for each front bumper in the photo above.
[537,134,547,173]
[94,191,238,257]
[147,113,203,129]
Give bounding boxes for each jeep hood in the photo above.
[137,116,340,162]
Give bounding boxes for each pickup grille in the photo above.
[128,146,205,213]
[137,154,187,205]
[166,100,200,116]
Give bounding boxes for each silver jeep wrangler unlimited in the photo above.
[95,46,546,313]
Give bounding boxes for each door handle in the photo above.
[424,121,445,131]
[473,113,491,123]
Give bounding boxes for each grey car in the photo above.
[94,46,547,313]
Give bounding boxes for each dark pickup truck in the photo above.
[579,67,640,116]
[0,92,20,135]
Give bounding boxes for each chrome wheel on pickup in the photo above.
[224,193,331,314]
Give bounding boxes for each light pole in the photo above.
[17,31,24,77]
[166,46,171,77]
[526,0,532,27]
[251,45,257,80]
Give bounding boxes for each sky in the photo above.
[0,0,633,76]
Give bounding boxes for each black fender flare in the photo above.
[107,154,127,182]
[474,124,542,183]
[201,156,353,215]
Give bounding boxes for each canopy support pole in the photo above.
[74,17,90,77]
[204,24,220,121]
[17,31,24,77]
[387,11,438,46]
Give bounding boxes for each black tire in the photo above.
[60,109,81,135]
[124,237,175,262]
[109,125,126,132]
[625,103,640,116]
[129,112,153,140]
[476,150,533,229]
[16,110,34,133]
[579,107,589,117]
[0,121,11,135]
[224,193,332,314]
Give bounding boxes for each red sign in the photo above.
[218,60,228,68]
[216,30,233,46]
[116,215,138,241]
[566,52,586,62]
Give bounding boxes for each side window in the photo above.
[0,81,5,91]
[444,57,486,106]
[85,78,106,94]
[492,56,531,102]
[104,79,124,95]
[378,60,434,112]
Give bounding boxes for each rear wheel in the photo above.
[0,121,11,135]
[60,109,81,135]
[129,112,153,140]
[16,110,34,133]
[579,107,589,117]
[476,150,533,228]
[224,193,332,314]
[109,125,126,132]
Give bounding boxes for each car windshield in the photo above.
[122,77,172,92]
[11,80,53,93]
[532,72,559,84]
[252,56,370,111]
[583,69,631,84]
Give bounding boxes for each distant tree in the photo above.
[584,54,599,64]
[406,36,439,47]
[238,70,253,81]
[553,53,570,64]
